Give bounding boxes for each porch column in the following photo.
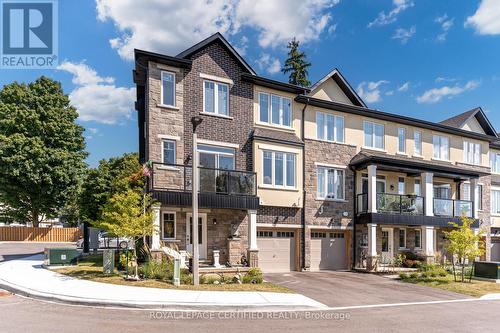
[470,178,479,219]
[151,203,161,251]
[367,165,377,213]
[422,172,434,216]
[367,223,378,271]
[423,226,435,263]
[247,210,258,267]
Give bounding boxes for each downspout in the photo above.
[351,165,357,269]
[300,96,310,271]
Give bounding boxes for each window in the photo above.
[162,213,175,239]
[364,121,385,149]
[399,229,406,249]
[464,141,481,165]
[162,140,176,165]
[262,150,296,187]
[492,190,500,215]
[433,135,450,161]
[311,232,327,238]
[414,229,421,249]
[398,177,405,195]
[414,130,422,156]
[198,145,235,169]
[316,112,345,143]
[414,179,421,196]
[464,183,483,210]
[257,231,273,238]
[258,92,292,127]
[360,233,368,247]
[204,80,229,116]
[317,167,345,200]
[398,128,406,153]
[491,153,500,173]
[161,72,175,106]
[277,231,294,238]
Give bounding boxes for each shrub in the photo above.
[420,271,431,278]
[118,250,135,271]
[180,269,192,285]
[242,268,263,284]
[409,272,419,279]
[139,259,173,280]
[399,273,408,280]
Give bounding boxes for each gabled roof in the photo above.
[176,32,256,75]
[309,68,367,108]
[439,107,498,137]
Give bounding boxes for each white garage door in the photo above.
[257,230,296,273]
[310,231,347,271]
[492,241,500,262]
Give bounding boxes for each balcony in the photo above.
[149,162,259,210]
[357,193,424,215]
[434,198,473,218]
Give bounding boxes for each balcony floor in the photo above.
[151,190,260,210]
[356,212,480,228]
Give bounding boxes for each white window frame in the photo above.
[258,92,292,128]
[398,228,406,249]
[398,177,406,195]
[261,150,296,189]
[316,167,345,201]
[414,179,421,196]
[492,189,500,216]
[161,212,176,240]
[160,71,176,107]
[414,229,422,250]
[363,121,385,150]
[203,80,229,116]
[433,135,450,161]
[491,153,500,174]
[316,112,345,143]
[161,139,176,165]
[463,141,481,165]
[398,128,406,153]
[414,130,422,156]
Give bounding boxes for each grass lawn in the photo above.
[53,255,291,293]
[401,274,500,297]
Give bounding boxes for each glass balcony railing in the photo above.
[434,198,473,218]
[356,193,424,215]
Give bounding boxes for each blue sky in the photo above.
[1,0,500,167]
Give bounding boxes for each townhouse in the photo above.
[134,33,500,273]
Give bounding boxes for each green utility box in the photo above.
[44,248,79,266]
[474,261,500,280]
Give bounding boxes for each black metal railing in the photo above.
[357,193,424,215]
[434,198,473,218]
[150,162,256,196]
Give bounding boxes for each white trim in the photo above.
[414,228,422,249]
[197,139,239,149]
[199,73,234,85]
[202,80,229,116]
[160,71,176,107]
[361,146,387,153]
[257,143,301,153]
[314,162,347,169]
[381,227,394,258]
[316,166,346,201]
[257,223,303,229]
[414,130,423,156]
[186,213,208,260]
[432,134,450,161]
[258,185,299,192]
[161,139,176,165]
[257,91,293,128]
[199,112,233,120]
[156,104,180,111]
[161,211,176,240]
[255,122,296,132]
[363,120,385,150]
[261,150,297,189]
[316,111,345,144]
[398,127,406,154]
[398,228,406,250]
[157,134,180,141]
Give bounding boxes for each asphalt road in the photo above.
[0,242,75,261]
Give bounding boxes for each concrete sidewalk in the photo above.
[0,255,326,310]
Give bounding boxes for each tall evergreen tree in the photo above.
[282,38,312,87]
[0,77,87,226]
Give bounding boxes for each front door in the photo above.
[186,213,207,259]
[381,228,393,264]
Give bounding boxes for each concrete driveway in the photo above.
[265,271,471,307]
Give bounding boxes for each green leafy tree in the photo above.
[0,77,87,226]
[444,217,484,282]
[282,38,312,87]
[94,189,155,278]
[79,153,142,224]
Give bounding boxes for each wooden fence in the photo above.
[0,227,81,242]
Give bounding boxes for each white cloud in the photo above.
[397,81,410,92]
[255,53,281,74]
[465,0,500,35]
[96,0,340,60]
[392,26,416,44]
[87,128,99,134]
[435,76,458,83]
[416,80,480,104]
[368,0,414,28]
[57,61,135,124]
[233,36,249,56]
[435,14,454,41]
[356,80,389,103]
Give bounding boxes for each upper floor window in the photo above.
[491,153,500,173]
[258,92,292,127]
[398,128,406,153]
[414,130,422,156]
[463,141,481,165]
[161,71,175,107]
[363,121,384,150]
[198,144,235,170]
[204,80,229,116]
[317,167,345,200]
[162,139,176,165]
[433,135,449,161]
[492,190,500,215]
[463,183,483,210]
[414,179,421,196]
[316,112,344,143]
[263,150,295,188]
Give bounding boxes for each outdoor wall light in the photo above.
[213,218,217,225]
[390,185,395,191]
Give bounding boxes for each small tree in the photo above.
[282,38,311,87]
[444,217,484,282]
[94,189,155,278]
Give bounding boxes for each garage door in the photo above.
[310,231,347,271]
[257,230,296,273]
[492,241,500,262]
